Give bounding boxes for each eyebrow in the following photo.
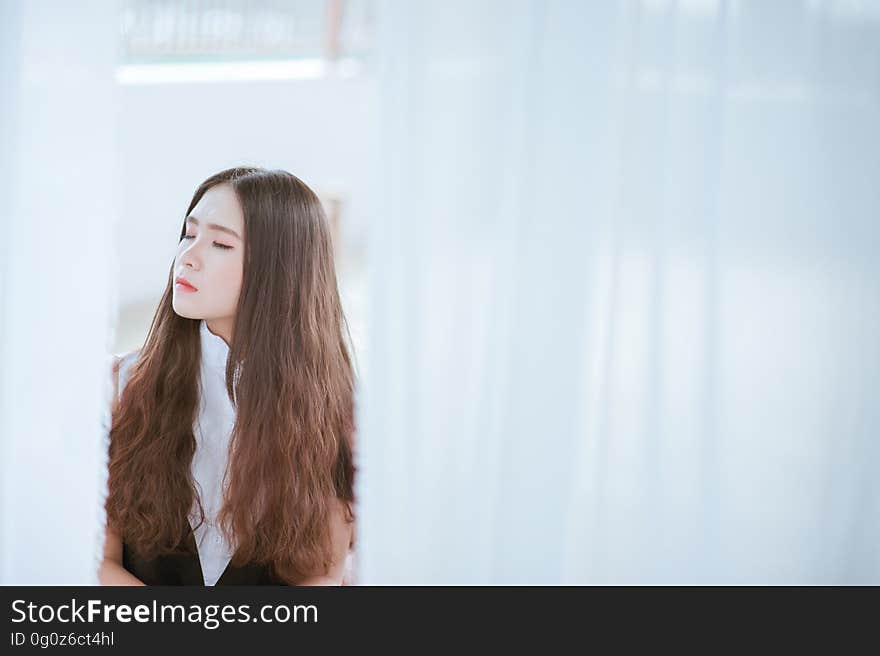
[185,216,242,240]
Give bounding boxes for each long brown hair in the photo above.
[106,167,356,583]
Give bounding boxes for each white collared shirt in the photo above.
[188,319,236,585]
[112,319,236,585]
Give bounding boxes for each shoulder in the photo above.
[101,348,141,431]
[111,348,141,395]
[114,348,140,368]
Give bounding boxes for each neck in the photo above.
[205,318,233,347]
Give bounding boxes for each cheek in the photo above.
[220,256,244,299]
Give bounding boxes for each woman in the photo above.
[98,166,356,585]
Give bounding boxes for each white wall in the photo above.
[358,0,880,584]
[0,0,120,584]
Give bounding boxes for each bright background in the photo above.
[1,0,878,584]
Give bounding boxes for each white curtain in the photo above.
[358,0,880,583]
[0,0,119,584]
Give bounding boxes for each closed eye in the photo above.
[181,234,233,249]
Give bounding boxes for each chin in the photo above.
[172,301,199,319]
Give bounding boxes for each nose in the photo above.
[178,239,202,271]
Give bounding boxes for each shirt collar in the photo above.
[200,319,230,374]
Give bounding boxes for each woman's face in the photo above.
[172,183,245,340]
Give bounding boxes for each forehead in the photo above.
[190,183,244,231]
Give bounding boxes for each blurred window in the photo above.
[120,0,374,66]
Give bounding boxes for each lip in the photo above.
[175,276,198,292]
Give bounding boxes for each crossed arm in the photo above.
[297,498,356,586]
[97,525,145,586]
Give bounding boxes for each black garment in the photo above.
[122,524,286,585]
